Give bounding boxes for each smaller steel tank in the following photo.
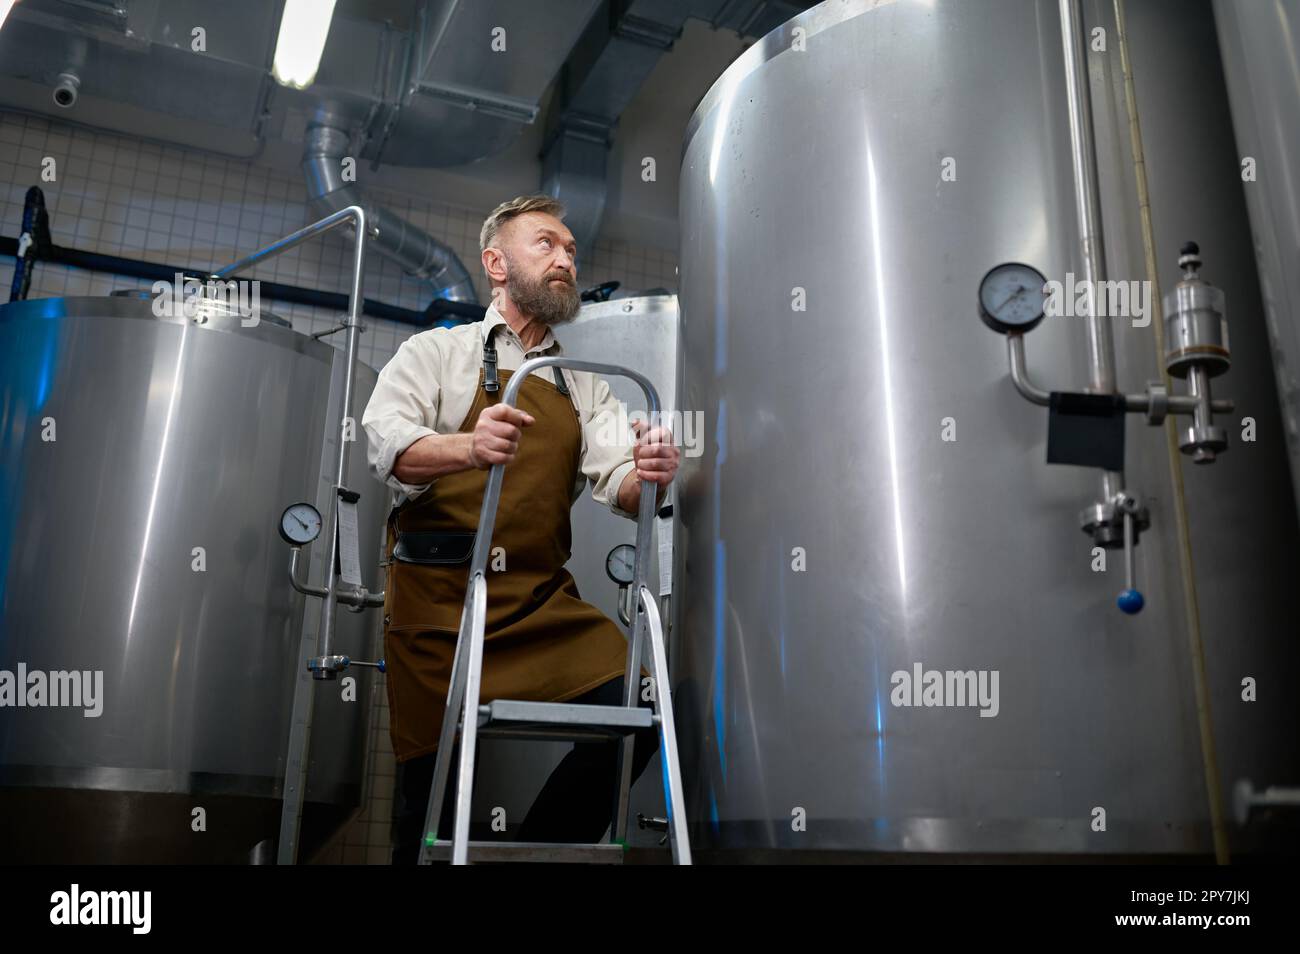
[0,292,387,863]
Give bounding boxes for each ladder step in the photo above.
[424,840,625,864]
[472,699,657,742]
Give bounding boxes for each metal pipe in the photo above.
[292,543,384,607]
[1008,334,1052,406]
[213,204,368,665]
[302,123,478,304]
[1234,780,1300,825]
[212,206,362,281]
[288,549,328,598]
[212,206,369,866]
[326,211,368,664]
[1008,333,1233,414]
[0,235,480,326]
[1188,365,1213,435]
[1060,0,1124,504]
[1060,0,1116,394]
[1124,391,1234,415]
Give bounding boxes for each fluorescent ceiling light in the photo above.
[0,0,20,33]
[272,0,337,90]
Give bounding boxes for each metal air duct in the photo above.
[303,121,478,304]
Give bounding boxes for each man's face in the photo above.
[498,212,580,325]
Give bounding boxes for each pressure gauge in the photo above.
[978,262,1048,334]
[279,502,322,546]
[605,543,636,585]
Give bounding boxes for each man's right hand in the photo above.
[467,403,535,469]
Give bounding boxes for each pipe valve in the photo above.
[1163,242,1230,462]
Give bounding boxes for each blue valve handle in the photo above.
[1119,507,1144,614]
[1117,588,1145,615]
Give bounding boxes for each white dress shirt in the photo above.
[362,301,640,519]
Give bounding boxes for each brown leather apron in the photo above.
[382,327,632,762]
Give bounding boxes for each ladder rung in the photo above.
[472,699,656,741]
[424,840,625,864]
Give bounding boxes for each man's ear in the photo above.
[482,247,507,284]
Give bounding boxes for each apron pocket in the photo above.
[388,560,472,632]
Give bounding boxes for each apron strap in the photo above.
[483,323,501,393]
[482,321,571,398]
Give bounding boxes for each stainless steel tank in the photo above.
[0,293,386,863]
[675,0,1300,857]
[1213,0,1300,517]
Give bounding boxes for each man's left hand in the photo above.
[631,420,679,486]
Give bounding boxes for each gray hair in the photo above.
[479,194,567,271]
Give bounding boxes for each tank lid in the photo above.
[0,295,371,373]
[683,0,884,159]
[574,293,678,325]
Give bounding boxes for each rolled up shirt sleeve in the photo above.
[581,374,639,520]
[362,336,441,500]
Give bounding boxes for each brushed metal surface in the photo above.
[1213,0,1300,516]
[675,0,1300,854]
[0,295,387,862]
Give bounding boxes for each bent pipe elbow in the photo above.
[303,126,478,304]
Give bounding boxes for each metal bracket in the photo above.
[1145,380,1168,425]
[414,80,539,123]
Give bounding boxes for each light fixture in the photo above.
[272,0,337,90]
[0,0,20,33]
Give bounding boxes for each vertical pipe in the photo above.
[1060,0,1125,502]
[210,205,372,864]
[212,204,373,864]
[1187,366,1215,462]
[1060,0,1117,393]
[1112,0,1229,863]
[316,210,369,663]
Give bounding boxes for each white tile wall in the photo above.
[0,109,679,865]
[0,112,679,372]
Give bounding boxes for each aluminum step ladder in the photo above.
[417,356,692,865]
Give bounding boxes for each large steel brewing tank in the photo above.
[675,0,1300,857]
[0,293,386,862]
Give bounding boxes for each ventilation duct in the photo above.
[303,122,477,304]
[542,0,815,249]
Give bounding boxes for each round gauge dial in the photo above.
[605,543,636,585]
[279,502,322,546]
[978,262,1048,334]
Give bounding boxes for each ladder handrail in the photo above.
[635,584,692,864]
[468,356,663,611]
[450,572,486,865]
